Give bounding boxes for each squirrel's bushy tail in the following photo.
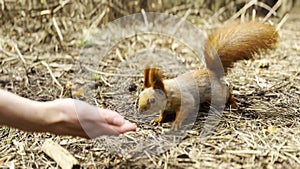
[205,22,278,74]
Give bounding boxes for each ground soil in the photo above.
[0,1,300,169]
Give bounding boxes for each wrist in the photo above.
[35,100,66,132]
[39,99,85,136]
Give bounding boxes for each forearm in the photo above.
[0,90,137,138]
[0,90,51,132]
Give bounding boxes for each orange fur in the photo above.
[143,67,151,88]
[149,68,166,92]
[205,22,278,75]
[138,22,279,130]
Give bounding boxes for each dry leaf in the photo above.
[73,87,83,97]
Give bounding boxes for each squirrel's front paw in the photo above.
[171,120,182,131]
[150,117,163,126]
[227,95,239,109]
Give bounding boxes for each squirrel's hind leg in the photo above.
[171,109,190,131]
[172,94,195,130]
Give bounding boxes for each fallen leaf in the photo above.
[73,87,83,97]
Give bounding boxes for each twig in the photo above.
[171,8,191,35]
[40,10,51,16]
[94,98,99,107]
[276,13,289,31]
[41,61,63,88]
[163,153,169,169]
[41,139,80,169]
[227,0,257,22]
[256,1,277,18]
[84,65,142,77]
[227,0,276,23]
[165,3,193,14]
[0,47,20,63]
[0,155,12,163]
[12,43,26,64]
[284,152,300,164]
[53,0,70,14]
[116,48,125,62]
[124,133,136,141]
[90,10,106,28]
[144,150,158,167]
[225,149,262,155]
[107,2,129,16]
[263,0,282,22]
[52,17,64,42]
[141,9,149,26]
[100,76,113,87]
[100,91,126,96]
[252,9,256,21]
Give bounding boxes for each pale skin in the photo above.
[0,90,137,139]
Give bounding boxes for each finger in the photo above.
[98,108,126,126]
[96,108,137,133]
[116,120,137,133]
[88,120,137,138]
[111,116,125,126]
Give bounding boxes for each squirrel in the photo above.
[137,22,279,130]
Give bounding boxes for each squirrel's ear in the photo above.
[149,68,166,92]
[143,66,151,88]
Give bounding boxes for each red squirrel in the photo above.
[138,22,279,130]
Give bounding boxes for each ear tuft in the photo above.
[149,68,166,93]
[143,65,151,88]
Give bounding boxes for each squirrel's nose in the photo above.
[137,103,143,112]
[138,103,150,113]
[138,106,145,113]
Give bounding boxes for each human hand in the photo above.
[42,98,137,138]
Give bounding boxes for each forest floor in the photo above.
[0,1,300,169]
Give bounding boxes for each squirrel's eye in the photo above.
[149,97,156,104]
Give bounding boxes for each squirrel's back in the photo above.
[205,22,279,73]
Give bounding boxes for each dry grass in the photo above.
[0,0,299,168]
